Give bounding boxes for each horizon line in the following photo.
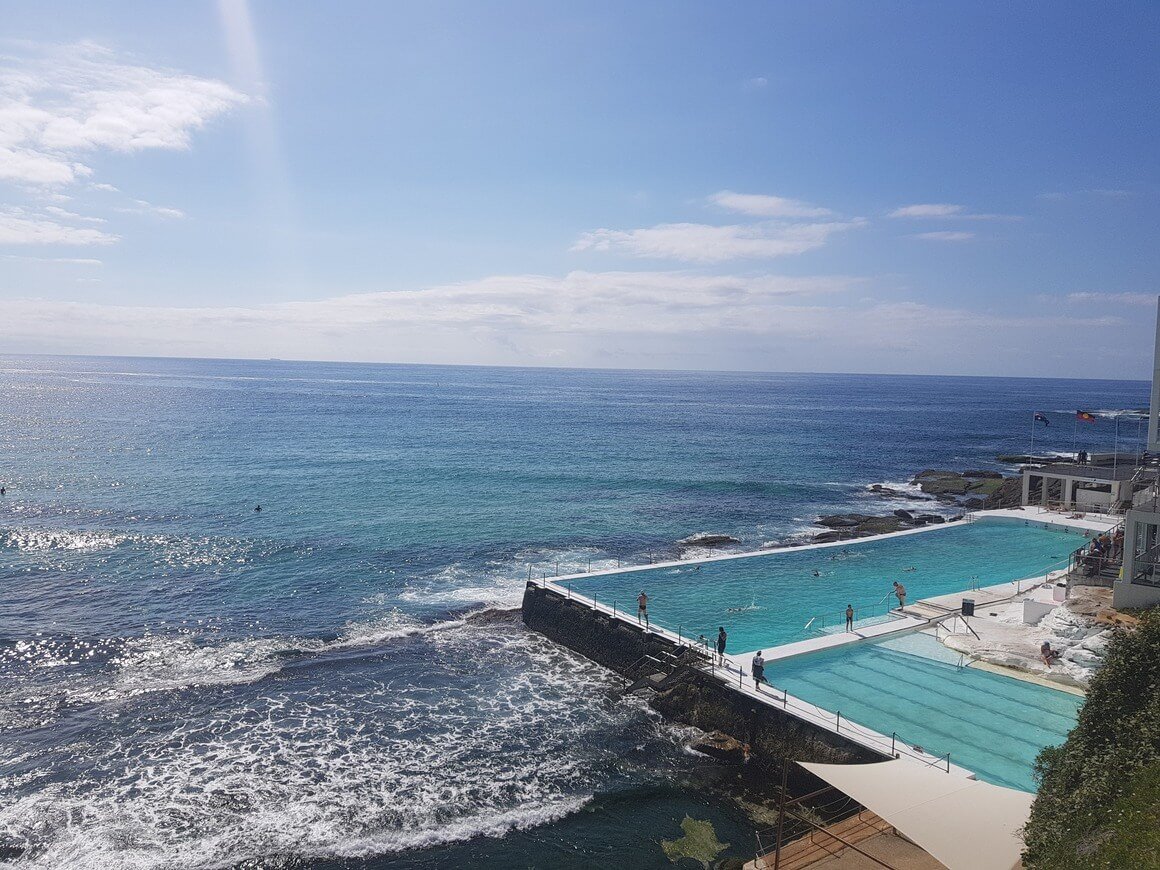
[0,350,1149,385]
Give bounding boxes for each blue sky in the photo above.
[1,1,1158,376]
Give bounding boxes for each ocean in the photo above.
[0,356,1148,869]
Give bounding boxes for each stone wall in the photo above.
[521,583,886,782]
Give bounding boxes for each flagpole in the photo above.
[1072,413,1078,460]
[1114,415,1120,478]
[1029,411,1036,459]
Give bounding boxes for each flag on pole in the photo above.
[1034,413,1050,426]
[1076,410,1096,423]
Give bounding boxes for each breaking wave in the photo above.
[0,622,660,870]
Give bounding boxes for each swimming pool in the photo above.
[770,633,1082,791]
[567,518,1080,652]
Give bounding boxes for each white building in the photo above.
[1115,297,1160,609]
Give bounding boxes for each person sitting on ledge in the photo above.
[1041,640,1062,667]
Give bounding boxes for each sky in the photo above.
[0,1,1158,377]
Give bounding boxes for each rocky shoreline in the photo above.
[670,465,1026,551]
[809,468,1023,543]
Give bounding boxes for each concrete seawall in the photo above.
[521,582,885,780]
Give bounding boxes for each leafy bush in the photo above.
[1023,608,1160,868]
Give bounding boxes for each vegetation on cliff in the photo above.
[1023,608,1160,868]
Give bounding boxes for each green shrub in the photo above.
[1023,609,1160,868]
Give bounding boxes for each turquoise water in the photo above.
[569,518,1082,652]
[771,633,1083,792]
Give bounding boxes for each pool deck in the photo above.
[533,507,1118,787]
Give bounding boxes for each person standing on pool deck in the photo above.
[751,650,767,691]
[845,604,854,631]
[893,581,906,609]
[716,626,727,665]
[637,591,649,628]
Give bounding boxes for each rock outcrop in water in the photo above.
[678,533,742,549]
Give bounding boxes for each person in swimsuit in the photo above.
[716,626,727,665]
[637,591,649,628]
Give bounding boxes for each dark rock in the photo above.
[917,514,946,524]
[962,470,1003,479]
[984,477,1024,509]
[868,484,933,501]
[817,513,875,528]
[963,497,986,509]
[812,531,841,543]
[690,730,749,764]
[893,509,915,521]
[678,533,741,548]
[913,469,954,480]
[997,454,1072,465]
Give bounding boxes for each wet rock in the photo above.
[678,533,741,548]
[817,514,875,529]
[963,470,1003,479]
[984,477,1023,508]
[690,730,749,764]
[918,475,969,496]
[812,531,841,543]
[868,484,932,501]
[917,514,946,524]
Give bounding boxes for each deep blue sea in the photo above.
[0,356,1148,869]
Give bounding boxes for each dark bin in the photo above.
[962,598,975,616]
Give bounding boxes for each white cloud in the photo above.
[742,76,768,91]
[889,203,1019,221]
[572,219,863,263]
[911,231,974,242]
[2,276,1148,377]
[890,204,964,218]
[0,42,245,190]
[1065,292,1156,306]
[44,205,106,223]
[113,199,185,219]
[2,253,102,264]
[709,190,833,218]
[0,209,118,245]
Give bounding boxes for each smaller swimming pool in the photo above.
[770,633,1082,792]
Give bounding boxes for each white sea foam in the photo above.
[0,624,647,870]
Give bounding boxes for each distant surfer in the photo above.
[0,486,5,496]
[812,569,820,577]
[637,590,649,628]
[254,504,262,512]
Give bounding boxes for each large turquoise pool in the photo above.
[568,518,1081,652]
[772,633,1082,791]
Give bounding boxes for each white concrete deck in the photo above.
[532,508,1118,788]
